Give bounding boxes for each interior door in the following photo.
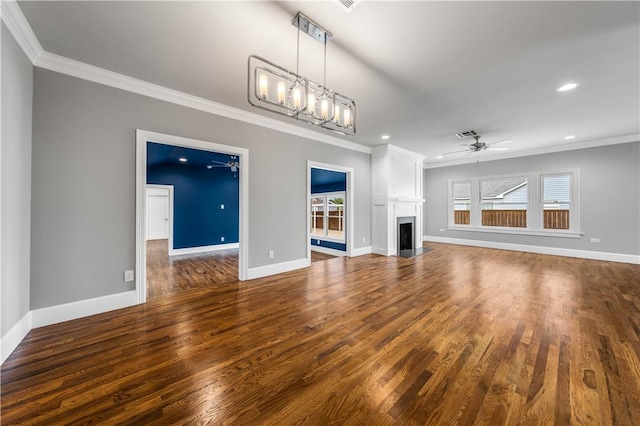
[146,190,169,240]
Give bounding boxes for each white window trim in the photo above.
[447,169,582,238]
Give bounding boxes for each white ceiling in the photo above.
[17,1,640,165]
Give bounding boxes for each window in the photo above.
[480,177,528,228]
[310,192,345,241]
[452,181,471,225]
[542,173,571,230]
[448,169,579,237]
[310,196,325,237]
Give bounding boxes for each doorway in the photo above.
[307,161,355,263]
[136,130,249,304]
[146,185,172,241]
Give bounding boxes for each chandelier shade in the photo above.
[247,13,356,136]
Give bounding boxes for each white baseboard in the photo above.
[372,247,394,256]
[311,246,347,257]
[1,312,32,365]
[351,246,373,257]
[31,290,139,328]
[423,235,640,264]
[247,258,310,280]
[169,242,239,256]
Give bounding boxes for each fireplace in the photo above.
[397,216,415,257]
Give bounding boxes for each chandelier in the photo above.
[248,12,356,136]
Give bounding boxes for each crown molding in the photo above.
[423,134,640,169]
[1,0,43,63]
[1,1,371,155]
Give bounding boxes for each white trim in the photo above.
[31,291,138,329]
[424,135,639,169]
[423,235,640,265]
[372,247,394,256]
[1,312,32,365]
[311,246,347,257]
[0,0,43,64]
[246,258,310,280]
[136,130,249,306]
[170,243,239,256]
[351,246,373,256]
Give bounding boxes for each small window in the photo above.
[542,174,571,230]
[452,181,471,225]
[480,177,528,228]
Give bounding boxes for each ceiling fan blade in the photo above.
[210,160,230,166]
[485,147,510,151]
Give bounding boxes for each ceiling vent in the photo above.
[335,0,361,12]
[455,130,479,138]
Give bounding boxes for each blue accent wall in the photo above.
[311,168,346,194]
[310,168,347,252]
[147,144,239,250]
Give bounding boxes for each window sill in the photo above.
[447,225,583,239]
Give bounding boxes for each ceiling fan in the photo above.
[440,135,512,157]
[207,156,239,176]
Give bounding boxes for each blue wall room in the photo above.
[147,142,240,251]
[310,168,347,253]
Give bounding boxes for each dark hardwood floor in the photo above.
[2,243,640,424]
[146,239,239,298]
[311,249,338,263]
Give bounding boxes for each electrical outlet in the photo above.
[439,228,445,232]
[590,238,600,243]
[268,250,274,259]
[221,236,225,242]
[220,204,224,209]
[362,237,366,243]
[124,270,134,282]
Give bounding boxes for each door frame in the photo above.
[146,184,174,249]
[136,129,249,304]
[307,161,355,260]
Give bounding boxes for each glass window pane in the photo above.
[481,177,528,227]
[310,196,325,236]
[452,182,471,225]
[543,174,571,229]
[326,195,344,240]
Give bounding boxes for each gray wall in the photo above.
[1,23,33,336]
[424,142,640,256]
[31,68,371,309]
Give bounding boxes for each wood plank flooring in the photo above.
[146,240,238,298]
[2,243,640,424]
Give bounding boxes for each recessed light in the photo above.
[206,165,213,169]
[557,82,579,92]
[179,157,187,162]
[436,155,443,159]
[381,135,390,140]
[564,135,575,140]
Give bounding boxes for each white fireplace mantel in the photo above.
[371,145,425,256]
